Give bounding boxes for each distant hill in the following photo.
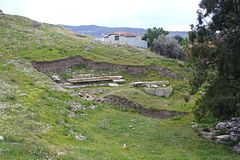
[168,31,189,38]
[61,25,188,38]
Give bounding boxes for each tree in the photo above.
[153,35,185,60]
[174,35,183,44]
[143,27,169,49]
[190,0,240,121]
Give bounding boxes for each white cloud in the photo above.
[1,0,201,30]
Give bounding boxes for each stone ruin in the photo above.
[192,117,240,153]
[131,81,173,98]
[51,75,125,88]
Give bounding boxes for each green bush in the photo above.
[153,35,185,60]
[189,0,240,121]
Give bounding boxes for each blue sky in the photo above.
[0,0,201,31]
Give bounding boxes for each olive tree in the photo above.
[153,35,185,60]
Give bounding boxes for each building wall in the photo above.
[104,35,147,49]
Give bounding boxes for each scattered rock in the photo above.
[108,83,119,87]
[56,151,66,156]
[68,112,76,118]
[195,117,240,153]
[76,89,107,101]
[78,92,96,101]
[69,103,84,111]
[231,117,240,122]
[0,136,4,141]
[191,122,199,129]
[216,122,226,130]
[233,143,240,153]
[201,131,215,140]
[69,102,96,111]
[0,103,7,110]
[51,75,60,82]
[216,135,231,143]
[122,144,127,149]
[216,120,240,130]
[144,87,173,98]
[129,125,135,130]
[75,134,86,141]
[177,60,185,67]
[229,132,239,141]
[217,118,240,131]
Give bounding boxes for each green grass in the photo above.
[1,79,238,159]
[0,14,183,73]
[0,13,239,159]
[105,87,191,112]
[54,65,191,112]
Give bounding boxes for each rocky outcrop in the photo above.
[31,56,180,79]
[193,117,240,153]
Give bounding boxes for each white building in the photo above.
[103,32,147,49]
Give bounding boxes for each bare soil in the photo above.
[100,95,188,119]
[32,56,179,79]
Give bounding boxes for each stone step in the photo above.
[67,76,123,84]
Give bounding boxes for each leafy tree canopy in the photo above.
[190,0,240,121]
[143,27,169,49]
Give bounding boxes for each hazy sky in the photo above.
[0,0,201,31]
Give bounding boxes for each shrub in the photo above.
[153,35,185,60]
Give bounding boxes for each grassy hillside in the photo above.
[0,14,178,67]
[0,13,239,160]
